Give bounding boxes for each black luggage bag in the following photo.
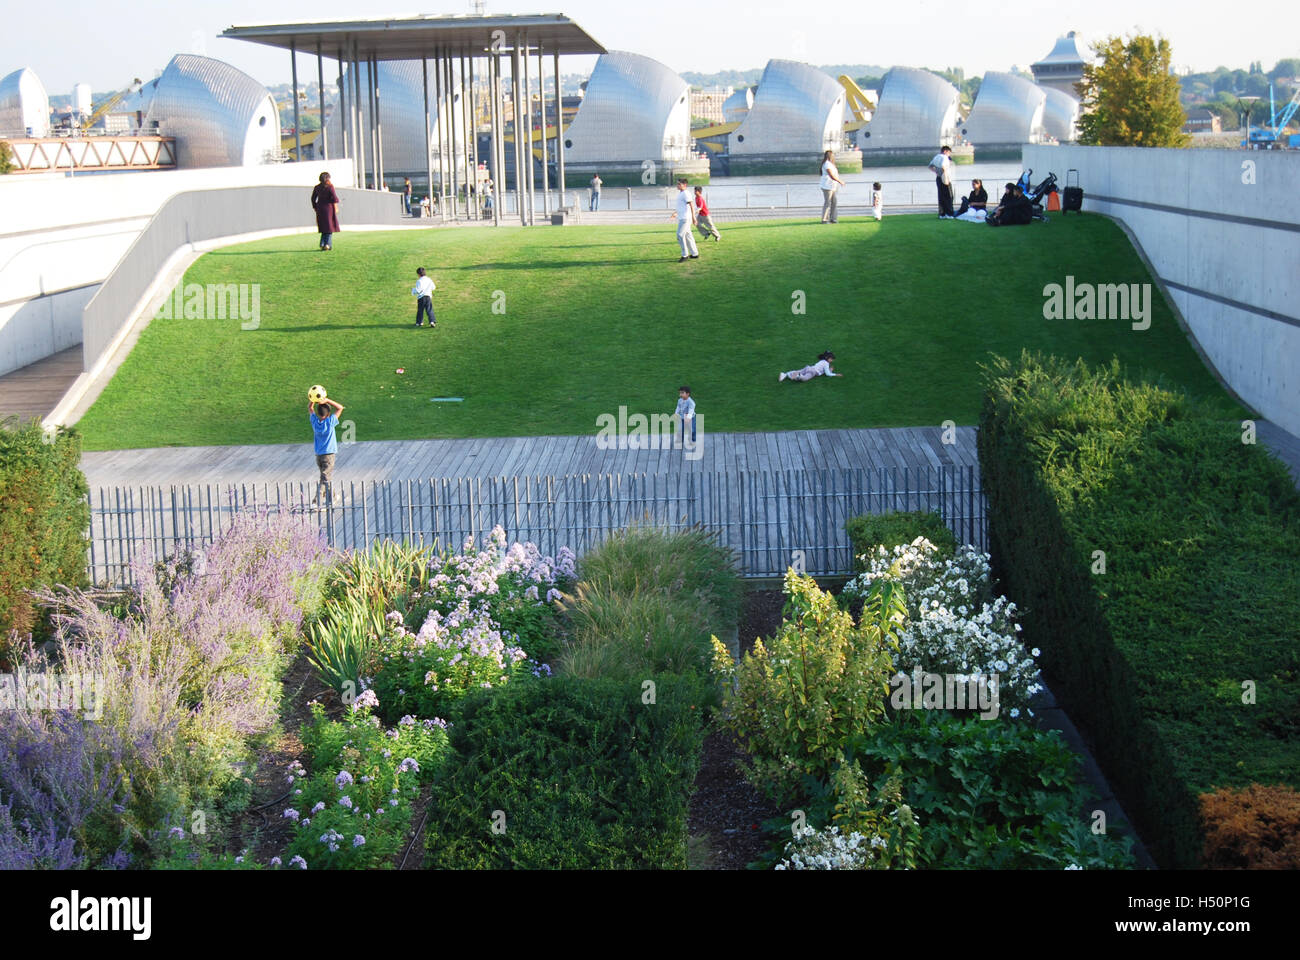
[1062,169,1083,214]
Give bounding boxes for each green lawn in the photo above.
[76,215,1240,450]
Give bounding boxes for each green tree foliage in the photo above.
[0,140,13,175]
[1077,34,1190,147]
[0,419,90,646]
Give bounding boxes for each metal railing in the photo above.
[86,466,985,586]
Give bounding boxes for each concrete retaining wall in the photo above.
[1024,144,1300,436]
[0,161,348,376]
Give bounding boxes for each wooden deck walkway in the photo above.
[80,425,979,488]
[0,346,81,423]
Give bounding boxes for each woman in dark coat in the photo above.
[311,172,340,250]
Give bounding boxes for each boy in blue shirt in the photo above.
[309,396,345,508]
[674,385,696,448]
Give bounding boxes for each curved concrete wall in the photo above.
[0,161,349,377]
[1023,144,1300,438]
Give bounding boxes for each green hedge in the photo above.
[0,420,89,645]
[424,676,704,869]
[977,353,1300,867]
[846,510,957,568]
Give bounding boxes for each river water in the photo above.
[593,161,1028,211]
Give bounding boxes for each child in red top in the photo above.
[694,186,721,241]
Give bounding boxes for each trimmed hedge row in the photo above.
[0,420,89,647]
[977,353,1300,867]
[423,676,705,869]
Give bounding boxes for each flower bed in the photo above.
[843,537,1044,718]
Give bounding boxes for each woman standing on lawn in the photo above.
[779,351,841,382]
[311,172,340,250]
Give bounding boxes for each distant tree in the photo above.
[1076,34,1190,147]
[0,140,13,175]
[1271,58,1300,82]
[854,75,882,91]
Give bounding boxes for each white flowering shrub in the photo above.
[776,826,879,870]
[844,537,1043,718]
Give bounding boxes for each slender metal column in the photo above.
[554,49,565,209]
[433,50,444,218]
[373,54,385,188]
[538,45,549,217]
[469,54,481,221]
[461,54,473,219]
[422,56,432,218]
[368,56,379,189]
[522,37,534,224]
[336,47,348,181]
[488,51,502,225]
[511,39,525,225]
[290,40,302,161]
[444,55,456,217]
[351,40,365,189]
[317,43,327,160]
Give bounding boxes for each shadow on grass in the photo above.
[462,257,687,270]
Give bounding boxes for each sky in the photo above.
[3,0,1296,93]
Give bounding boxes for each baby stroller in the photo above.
[1015,169,1057,222]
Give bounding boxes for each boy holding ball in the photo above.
[309,393,345,508]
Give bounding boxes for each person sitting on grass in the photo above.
[309,396,344,509]
[779,351,841,382]
[955,179,987,217]
[987,184,1033,227]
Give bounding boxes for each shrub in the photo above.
[711,570,904,804]
[424,676,704,869]
[309,528,572,718]
[851,713,1136,869]
[558,526,740,683]
[4,510,327,866]
[280,701,450,869]
[1201,784,1300,869]
[574,525,741,628]
[0,420,89,650]
[369,597,533,722]
[977,352,1300,867]
[559,582,715,681]
[846,510,956,569]
[843,537,1043,717]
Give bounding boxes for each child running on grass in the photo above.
[411,267,436,328]
[694,187,720,241]
[871,182,883,221]
[309,396,345,508]
[779,351,841,382]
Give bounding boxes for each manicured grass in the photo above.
[76,215,1239,450]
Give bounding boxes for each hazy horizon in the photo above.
[3,1,1294,94]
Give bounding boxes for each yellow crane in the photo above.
[83,79,142,133]
[838,75,877,124]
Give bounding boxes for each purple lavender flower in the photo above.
[290,855,307,869]
[282,808,300,821]
[335,770,354,788]
[352,835,366,848]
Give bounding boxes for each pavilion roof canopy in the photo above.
[221,13,607,58]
